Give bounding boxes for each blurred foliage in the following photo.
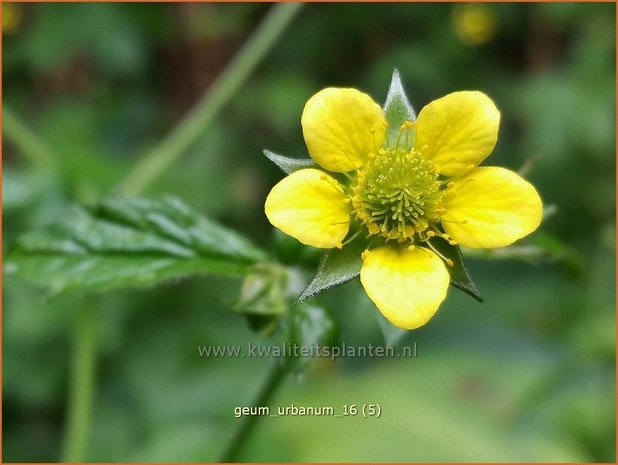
[2,2,615,462]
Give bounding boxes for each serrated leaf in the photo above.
[383,69,416,148]
[263,149,316,174]
[296,238,366,303]
[463,233,582,274]
[5,197,268,295]
[431,238,483,302]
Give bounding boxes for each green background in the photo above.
[3,2,615,462]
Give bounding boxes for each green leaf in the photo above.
[5,197,268,295]
[383,69,416,148]
[463,233,583,275]
[431,238,483,302]
[296,238,366,303]
[263,149,316,174]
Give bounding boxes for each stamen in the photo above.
[339,228,363,248]
[351,147,445,242]
[340,171,354,182]
[320,174,345,193]
[398,121,415,148]
[339,145,359,171]
[424,240,454,267]
[441,217,469,225]
[371,128,378,154]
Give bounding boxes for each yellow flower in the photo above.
[452,4,498,47]
[265,87,543,329]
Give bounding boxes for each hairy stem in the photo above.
[61,301,97,462]
[2,105,57,170]
[117,2,304,195]
[218,360,289,462]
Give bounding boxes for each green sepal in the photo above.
[383,69,416,149]
[296,238,366,303]
[263,149,316,174]
[431,238,483,302]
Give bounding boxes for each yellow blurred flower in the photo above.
[265,87,542,329]
[2,3,24,35]
[452,4,498,46]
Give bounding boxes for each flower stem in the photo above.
[116,2,304,196]
[61,300,97,462]
[218,360,289,462]
[2,104,58,171]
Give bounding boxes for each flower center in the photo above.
[352,147,445,242]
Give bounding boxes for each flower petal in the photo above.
[301,88,386,173]
[414,91,500,177]
[360,246,449,330]
[265,168,350,248]
[442,167,543,248]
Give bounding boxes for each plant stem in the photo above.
[61,300,97,462]
[2,104,58,170]
[117,2,304,196]
[219,360,289,462]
